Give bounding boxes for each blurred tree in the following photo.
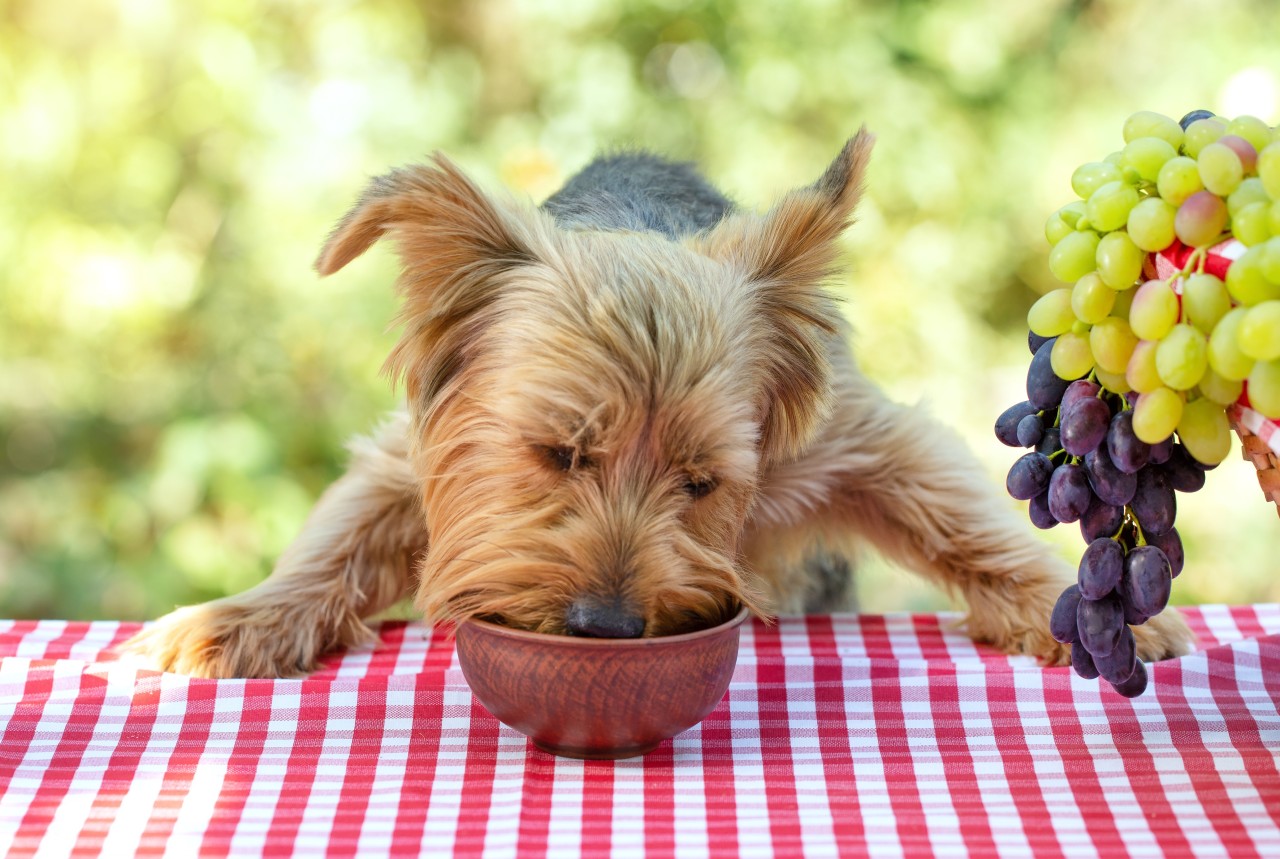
[2,0,1278,619]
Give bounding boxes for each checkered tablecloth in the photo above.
[1,607,1278,858]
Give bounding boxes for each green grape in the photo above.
[1096,366,1131,394]
[1051,330,1094,380]
[1208,306,1257,380]
[1259,142,1280,200]
[1132,387,1184,444]
[1090,317,1138,374]
[1156,156,1203,206]
[1197,366,1244,405]
[1238,300,1280,361]
[1046,212,1073,245]
[1095,231,1145,289]
[1124,111,1184,148]
[1086,181,1140,233]
[1059,200,1087,228]
[1219,135,1259,173]
[1071,161,1124,199]
[1126,197,1177,252]
[1271,200,1280,235]
[1226,115,1273,153]
[1123,137,1178,183]
[1227,178,1269,216]
[1182,272,1232,332]
[1126,339,1163,393]
[1104,150,1124,166]
[1226,245,1280,305]
[1071,273,1115,324]
[1234,201,1273,247]
[1198,142,1244,196]
[1155,323,1209,390]
[1248,359,1280,418]
[1028,288,1076,336]
[1182,118,1226,158]
[1049,231,1101,283]
[1129,279,1180,340]
[1176,397,1232,465]
[1260,236,1280,284]
[1111,285,1137,319]
[1174,191,1228,247]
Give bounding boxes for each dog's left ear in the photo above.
[692,128,875,462]
[315,156,537,406]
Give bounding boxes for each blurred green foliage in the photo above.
[3,0,1279,620]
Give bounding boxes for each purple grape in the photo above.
[1107,411,1151,474]
[1006,452,1055,500]
[1061,380,1101,415]
[1080,496,1125,542]
[1029,491,1059,529]
[1017,413,1045,447]
[1123,594,1150,626]
[1072,643,1101,679]
[1077,592,1124,657]
[1078,538,1124,599]
[1084,445,1138,507]
[1061,397,1112,457]
[1148,438,1173,465]
[1131,466,1176,536]
[1029,330,1051,355]
[1180,109,1215,130]
[1051,585,1083,643]
[1162,444,1207,493]
[1027,338,1070,409]
[1110,660,1148,697]
[1035,426,1062,457]
[1094,626,1138,685]
[996,401,1039,447]
[1147,528,1184,578]
[1124,545,1172,617]
[1048,463,1093,523]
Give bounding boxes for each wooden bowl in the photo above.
[454,607,749,759]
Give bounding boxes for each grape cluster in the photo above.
[1001,108,1280,696]
[1034,110,1280,450]
[998,334,1200,696]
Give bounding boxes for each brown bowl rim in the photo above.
[459,605,751,648]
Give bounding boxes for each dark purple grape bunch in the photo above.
[997,335,1205,697]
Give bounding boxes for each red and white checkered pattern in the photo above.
[2,607,1279,857]
[1147,238,1280,458]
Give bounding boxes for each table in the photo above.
[1,607,1278,857]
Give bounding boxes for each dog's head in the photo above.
[315,131,873,636]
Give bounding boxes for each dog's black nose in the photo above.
[565,599,646,638]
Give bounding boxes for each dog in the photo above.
[123,129,1192,678]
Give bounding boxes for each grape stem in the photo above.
[1163,246,1209,291]
[1127,508,1149,548]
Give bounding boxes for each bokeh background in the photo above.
[3,0,1279,621]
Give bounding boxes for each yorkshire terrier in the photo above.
[124,130,1192,678]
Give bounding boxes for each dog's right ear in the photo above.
[315,156,533,277]
[315,157,537,405]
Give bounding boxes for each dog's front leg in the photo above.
[121,413,427,678]
[758,369,1193,665]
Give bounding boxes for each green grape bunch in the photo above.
[999,109,1280,696]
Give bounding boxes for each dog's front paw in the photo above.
[118,600,367,679]
[964,608,1072,666]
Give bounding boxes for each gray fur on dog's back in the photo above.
[542,153,733,239]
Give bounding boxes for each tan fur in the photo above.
[123,131,1192,678]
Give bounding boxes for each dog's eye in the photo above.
[541,445,578,471]
[683,477,717,499]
